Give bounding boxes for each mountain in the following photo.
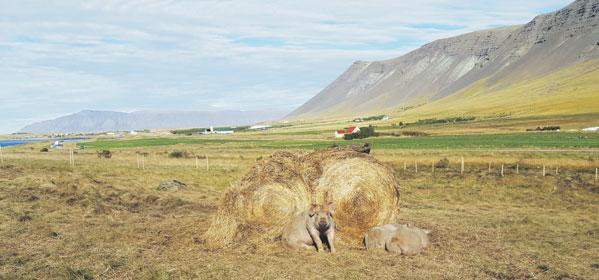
[19,110,286,133]
[288,0,599,120]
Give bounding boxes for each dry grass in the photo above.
[0,144,598,279]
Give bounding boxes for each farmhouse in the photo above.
[204,126,234,134]
[335,126,360,138]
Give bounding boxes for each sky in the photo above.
[0,0,572,133]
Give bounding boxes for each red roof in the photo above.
[336,126,358,134]
[346,126,358,133]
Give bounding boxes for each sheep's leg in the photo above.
[385,240,403,255]
[284,238,315,251]
[326,229,336,253]
[308,228,324,252]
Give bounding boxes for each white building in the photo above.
[51,140,63,149]
[204,126,234,134]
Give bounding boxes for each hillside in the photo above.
[19,110,285,133]
[287,0,599,120]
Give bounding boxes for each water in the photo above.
[0,138,88,147]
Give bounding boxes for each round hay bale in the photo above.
[314,157,400,239]
[203,148,400,248]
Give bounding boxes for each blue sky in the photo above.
[0,0,572,133]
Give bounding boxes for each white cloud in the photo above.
[0,0,572,133]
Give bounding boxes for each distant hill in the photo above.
[287,0,599,120]
[19,110,286,133]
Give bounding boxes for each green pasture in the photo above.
[82,132,599,150]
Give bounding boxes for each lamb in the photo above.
[282,203,336,253]
[364,224,431,255]
[364,224,401,250]
[385,224,431,256]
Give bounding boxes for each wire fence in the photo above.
[1,147,598,183]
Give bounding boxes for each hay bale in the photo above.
[314,157,400,238]
[203,148,400,248]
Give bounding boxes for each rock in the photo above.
[157,180,186,191]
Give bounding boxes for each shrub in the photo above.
[413,116,475,126]
[40,147,49,152]
[168,150,187,158]
[526,126,560,132]
[97,150,112,159]
[435,157,450,168]
[401,131,429,137]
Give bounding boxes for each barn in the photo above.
[334,126,360,138]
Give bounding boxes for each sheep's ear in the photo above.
[423,229,432,235]
[309,204,319,214]
[326,202,336,214]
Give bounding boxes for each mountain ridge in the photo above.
[287,0,599,120]
[19,109,286,133]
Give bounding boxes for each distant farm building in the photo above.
[51,140,63,149]
[204,126,234,134]
[335,126,360,138]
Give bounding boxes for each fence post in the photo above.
[137,154,140,169]
[461,157,464,174]
[142,154,145,170]
[595,168,598,180]
[501,164,504,177]
[555,166,559,175]
[516,164,519,175]
[432,161,435,174]
[404,162,407,171]
[488,162,491,175]
[206,154,209,171]
[414,160,418,173]
[70,149,74,167]
[0,145,3,164]
[195,156,199,169]
[542,165,546,177]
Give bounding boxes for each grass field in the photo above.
[82,132,599,150]
[0,147,599,279]
[1,116,599,279]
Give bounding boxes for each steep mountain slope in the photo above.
[288,0,599,120]
[401,59,599,119]
[19,110,285,133]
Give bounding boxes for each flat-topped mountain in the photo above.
[288,0,599,120]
